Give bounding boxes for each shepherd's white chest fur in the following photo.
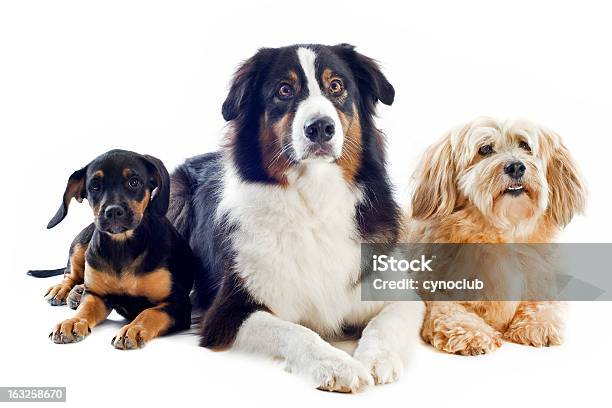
[217,159,381,336]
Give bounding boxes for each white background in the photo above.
[0,1,610,407]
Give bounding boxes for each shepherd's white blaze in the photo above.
[292,47,344,161]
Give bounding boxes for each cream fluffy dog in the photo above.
[403,117,586,355]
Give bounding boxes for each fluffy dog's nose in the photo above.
[304,117,335,143]
[104,205,125,220]
[504,161,526,179]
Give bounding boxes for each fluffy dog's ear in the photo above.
[333,43,395,108]
[411,135,457,219]
[222,48,272,121]
[142,154,170,217]
[544,132,587,227]
[47,167,87,229]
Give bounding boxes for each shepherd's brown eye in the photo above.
[277,83,294,99]
[329,79,344,95]
[478,144,494,156]
[128,177,141,189]
[519,141,531,152]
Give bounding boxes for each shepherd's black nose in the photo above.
[504,161,526,179]
[104,205,125,220]
[304,117,335,143]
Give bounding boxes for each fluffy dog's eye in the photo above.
[478,144,494,156]
[329,79,344,95]
[128,177,141,189]
[519,141,531,152]
[277,83,294,99]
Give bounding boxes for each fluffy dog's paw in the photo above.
[111,323,149,350]
[66,285,84,310]
[44,284,72,306]
[50,318,90,344]
[503,319,562,347]
[287,348,373,393]
[430,318,502,356]
[353,347,403,385]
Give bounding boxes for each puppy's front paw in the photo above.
[50,318,90,344]
[429,317,502,356]
[354,347,403,385]
[111,323,149,350]
[504,318,562,347]
[66,285,84,310]
[44,284,72,306]
[287,348,373,393]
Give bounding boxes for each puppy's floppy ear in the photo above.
[48,167,88,229]
[222,48,272,121]
[332,43,395,107]
[543,131,587,227]
[411,134,457,220]
[142,154,170,217]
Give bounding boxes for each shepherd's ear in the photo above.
[332,43,395,107]
[142,154,170,217]
[47,167,88,229]
[222,48,272,121]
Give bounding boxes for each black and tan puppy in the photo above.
[32,149,194,349]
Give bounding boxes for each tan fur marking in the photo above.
[44,243,87,304]
[84,262,172,302]
[128,189,150,222]
[336,105,362,182]
[321,68,334,87]
[74,293,110,327]
[258,113,293,186]
[69,244,87,281]
[122,168,133,178]
[288,70,299,83]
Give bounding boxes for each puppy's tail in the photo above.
[27,268,66,278]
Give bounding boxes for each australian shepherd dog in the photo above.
[169,44,424,392]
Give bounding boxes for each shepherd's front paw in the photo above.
[354,347,403,384]
[286,348,373,393]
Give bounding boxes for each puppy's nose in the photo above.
[304,117,335,143]
[104,205,125,220]
[504,161,526,179]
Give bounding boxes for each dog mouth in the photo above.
[504,182,527,197]
[304,142,335,159]
[105,225,129,234]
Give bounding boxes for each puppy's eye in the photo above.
[329,79,344,95]
[128,177,141,189]
[519,141,531,152]
[89,181,101,192]
[277,83,294,99]
[478,144,494,156]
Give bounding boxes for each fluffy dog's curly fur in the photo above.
[403,117,587,355]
